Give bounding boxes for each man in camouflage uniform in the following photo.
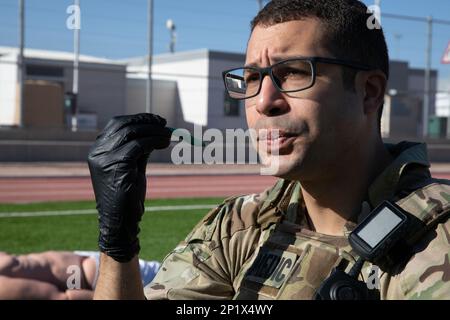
[145,142,450,300]
[88,0,450,299]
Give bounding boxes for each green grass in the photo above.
[0,198,224,261]
[0,198,224,213]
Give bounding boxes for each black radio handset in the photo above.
[314,258,380,300]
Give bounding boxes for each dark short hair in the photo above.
[251,0,389,125]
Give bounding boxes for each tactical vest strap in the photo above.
[395,181,450,247]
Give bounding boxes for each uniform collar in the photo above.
[367,141,430,208]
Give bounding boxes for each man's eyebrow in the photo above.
[244,55,309,68]
[271,54,304,62]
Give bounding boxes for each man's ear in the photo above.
[357,70,387,116]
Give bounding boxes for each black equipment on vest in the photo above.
[315,201,415,300]
[349,201,410,262]
[314,258,380,300]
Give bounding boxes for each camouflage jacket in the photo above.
[145,142,450,300]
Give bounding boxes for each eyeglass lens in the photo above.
[225,59,314,99]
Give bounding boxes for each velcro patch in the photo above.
[245,247,298,289]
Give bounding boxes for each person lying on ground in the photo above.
[0,250,159,299]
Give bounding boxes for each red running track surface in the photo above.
[0,175,278,204]
[1,173,449,204]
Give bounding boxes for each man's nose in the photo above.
[255,76,290,116]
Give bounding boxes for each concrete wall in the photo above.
[75,64,127,129]
[126,78,178,126]
[58,61,127,129]
[2,128,450,162]
[0,127,98,162]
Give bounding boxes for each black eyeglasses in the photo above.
[222,56,373,100]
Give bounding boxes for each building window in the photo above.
[224,90,240,116]
[26,65,64,77]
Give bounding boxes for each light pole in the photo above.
[166,19,176,54]
[393,33,403,59]
[71,0,80,132]
[18,0,25,128]
[423,16,433,138]
[146,0,153,114]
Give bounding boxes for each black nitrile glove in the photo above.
[87,113,171,262]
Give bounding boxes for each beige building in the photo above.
[0,46,127,130]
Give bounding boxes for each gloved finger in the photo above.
[136,135,172,152]
[89,124,172,156]
[100,113,167,140]
[110,136,171,163]
[112,124,172,150]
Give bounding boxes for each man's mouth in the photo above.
[257,129,298,141]
[257,129,299,152]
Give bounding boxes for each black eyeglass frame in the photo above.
[222,56,374,100]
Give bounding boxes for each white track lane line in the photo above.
[0,204,217,218]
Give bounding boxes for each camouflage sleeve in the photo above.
[144,192,273,300]
[384,216,450,299]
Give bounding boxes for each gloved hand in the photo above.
[87,113,171,262]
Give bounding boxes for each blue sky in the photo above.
[0,0,449,88]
